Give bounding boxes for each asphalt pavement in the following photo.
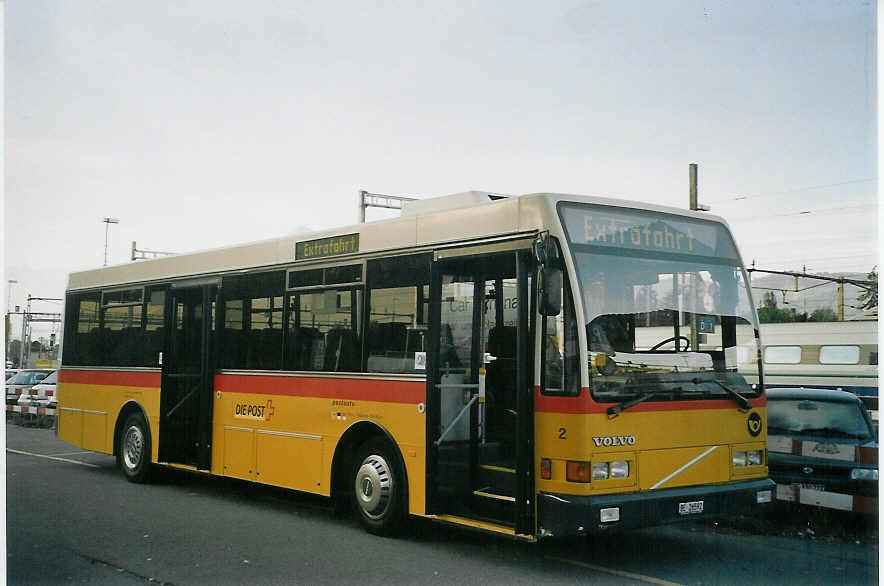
[5,424,879,585]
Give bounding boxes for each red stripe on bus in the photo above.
[214,374,426,404]
[534,386,766,414]
[58,369,161,388]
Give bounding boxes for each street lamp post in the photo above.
[7,279,17,313]
[103,217,120,266]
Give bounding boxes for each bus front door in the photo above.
[427,250,534,534]
[159,283,216,470]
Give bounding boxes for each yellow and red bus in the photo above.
[58,191,774,539]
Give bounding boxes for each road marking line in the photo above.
[7,448,100,468]
[546,555,683,586]
[47,450,92,457]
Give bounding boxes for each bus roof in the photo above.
[67,192,731,291]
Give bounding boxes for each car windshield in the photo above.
[9,371,49,385]
[40,371,58,384]
[768,398,874,441]
[559,202,761,403]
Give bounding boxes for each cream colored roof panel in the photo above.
[416,196,521,244]
[66,192,734,292]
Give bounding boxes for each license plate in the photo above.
[798,483,825,492]
[678,500,704,515]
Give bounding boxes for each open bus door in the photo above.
[158,281,217,470]
[426,249,534,535]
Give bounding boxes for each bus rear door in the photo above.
[158,281,217,469]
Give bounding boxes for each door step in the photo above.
[479,464,515,474]
[429,514,535,542]
[474,489,515,502]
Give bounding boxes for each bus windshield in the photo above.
[558,202,762,403]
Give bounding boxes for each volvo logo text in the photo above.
[592,435,636,447]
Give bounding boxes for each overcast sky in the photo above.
[4,1,878,339]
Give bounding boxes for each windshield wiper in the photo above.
[606,390,678,418]
[694,378,752,411]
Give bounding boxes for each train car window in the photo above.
[819,345,860,365]
[764,345,801,364]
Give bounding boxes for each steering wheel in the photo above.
[650,335,690,352]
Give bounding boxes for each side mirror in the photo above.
[539,267,562,316]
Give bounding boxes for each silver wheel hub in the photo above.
[355,454,392,519]
[123,425,144,471]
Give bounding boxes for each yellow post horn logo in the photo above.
[747,412,762,437]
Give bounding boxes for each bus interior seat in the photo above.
[324,328,359,372]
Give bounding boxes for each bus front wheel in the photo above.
[352,438,405,536]
[119,412,152,484]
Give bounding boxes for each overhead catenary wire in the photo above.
[726,203,877,222]
[704,177,876,204]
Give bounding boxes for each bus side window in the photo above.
[285,288,362,372]
[542,277,579,396]
[220,271,285,370]
[101,288,144,367]
[62,292,102,366]
[364,254,431,374]
[143,288,165,366]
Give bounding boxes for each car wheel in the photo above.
[352,438,406,536]
[119,412,152,483]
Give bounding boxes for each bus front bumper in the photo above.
[537,478,776,538]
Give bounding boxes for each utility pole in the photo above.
[19,297,28,368]
[358,190,418,223]
[131,241,176,261]
[837,280,844,321]
[688,164,710,212]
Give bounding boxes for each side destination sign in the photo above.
[296,233,359,260]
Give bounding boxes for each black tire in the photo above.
[119,412,152,483]
[351,438,406,536]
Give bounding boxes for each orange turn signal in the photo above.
[540,458,551,480]
[566,460,591,483]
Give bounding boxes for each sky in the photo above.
[3,0,878,340]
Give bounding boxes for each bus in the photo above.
[58,191,774,540]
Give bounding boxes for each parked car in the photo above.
[26,370,57,410]
[767,387,878,514]
[5,369,52,406]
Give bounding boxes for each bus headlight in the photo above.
[610,460,630,478]
[733,451,747,467]
[747,450,763,466]
[592,462,609,480]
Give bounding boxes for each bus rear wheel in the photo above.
[352,438,405,536]
[119,412,152,484]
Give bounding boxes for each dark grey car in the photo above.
[767,388,877,514]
